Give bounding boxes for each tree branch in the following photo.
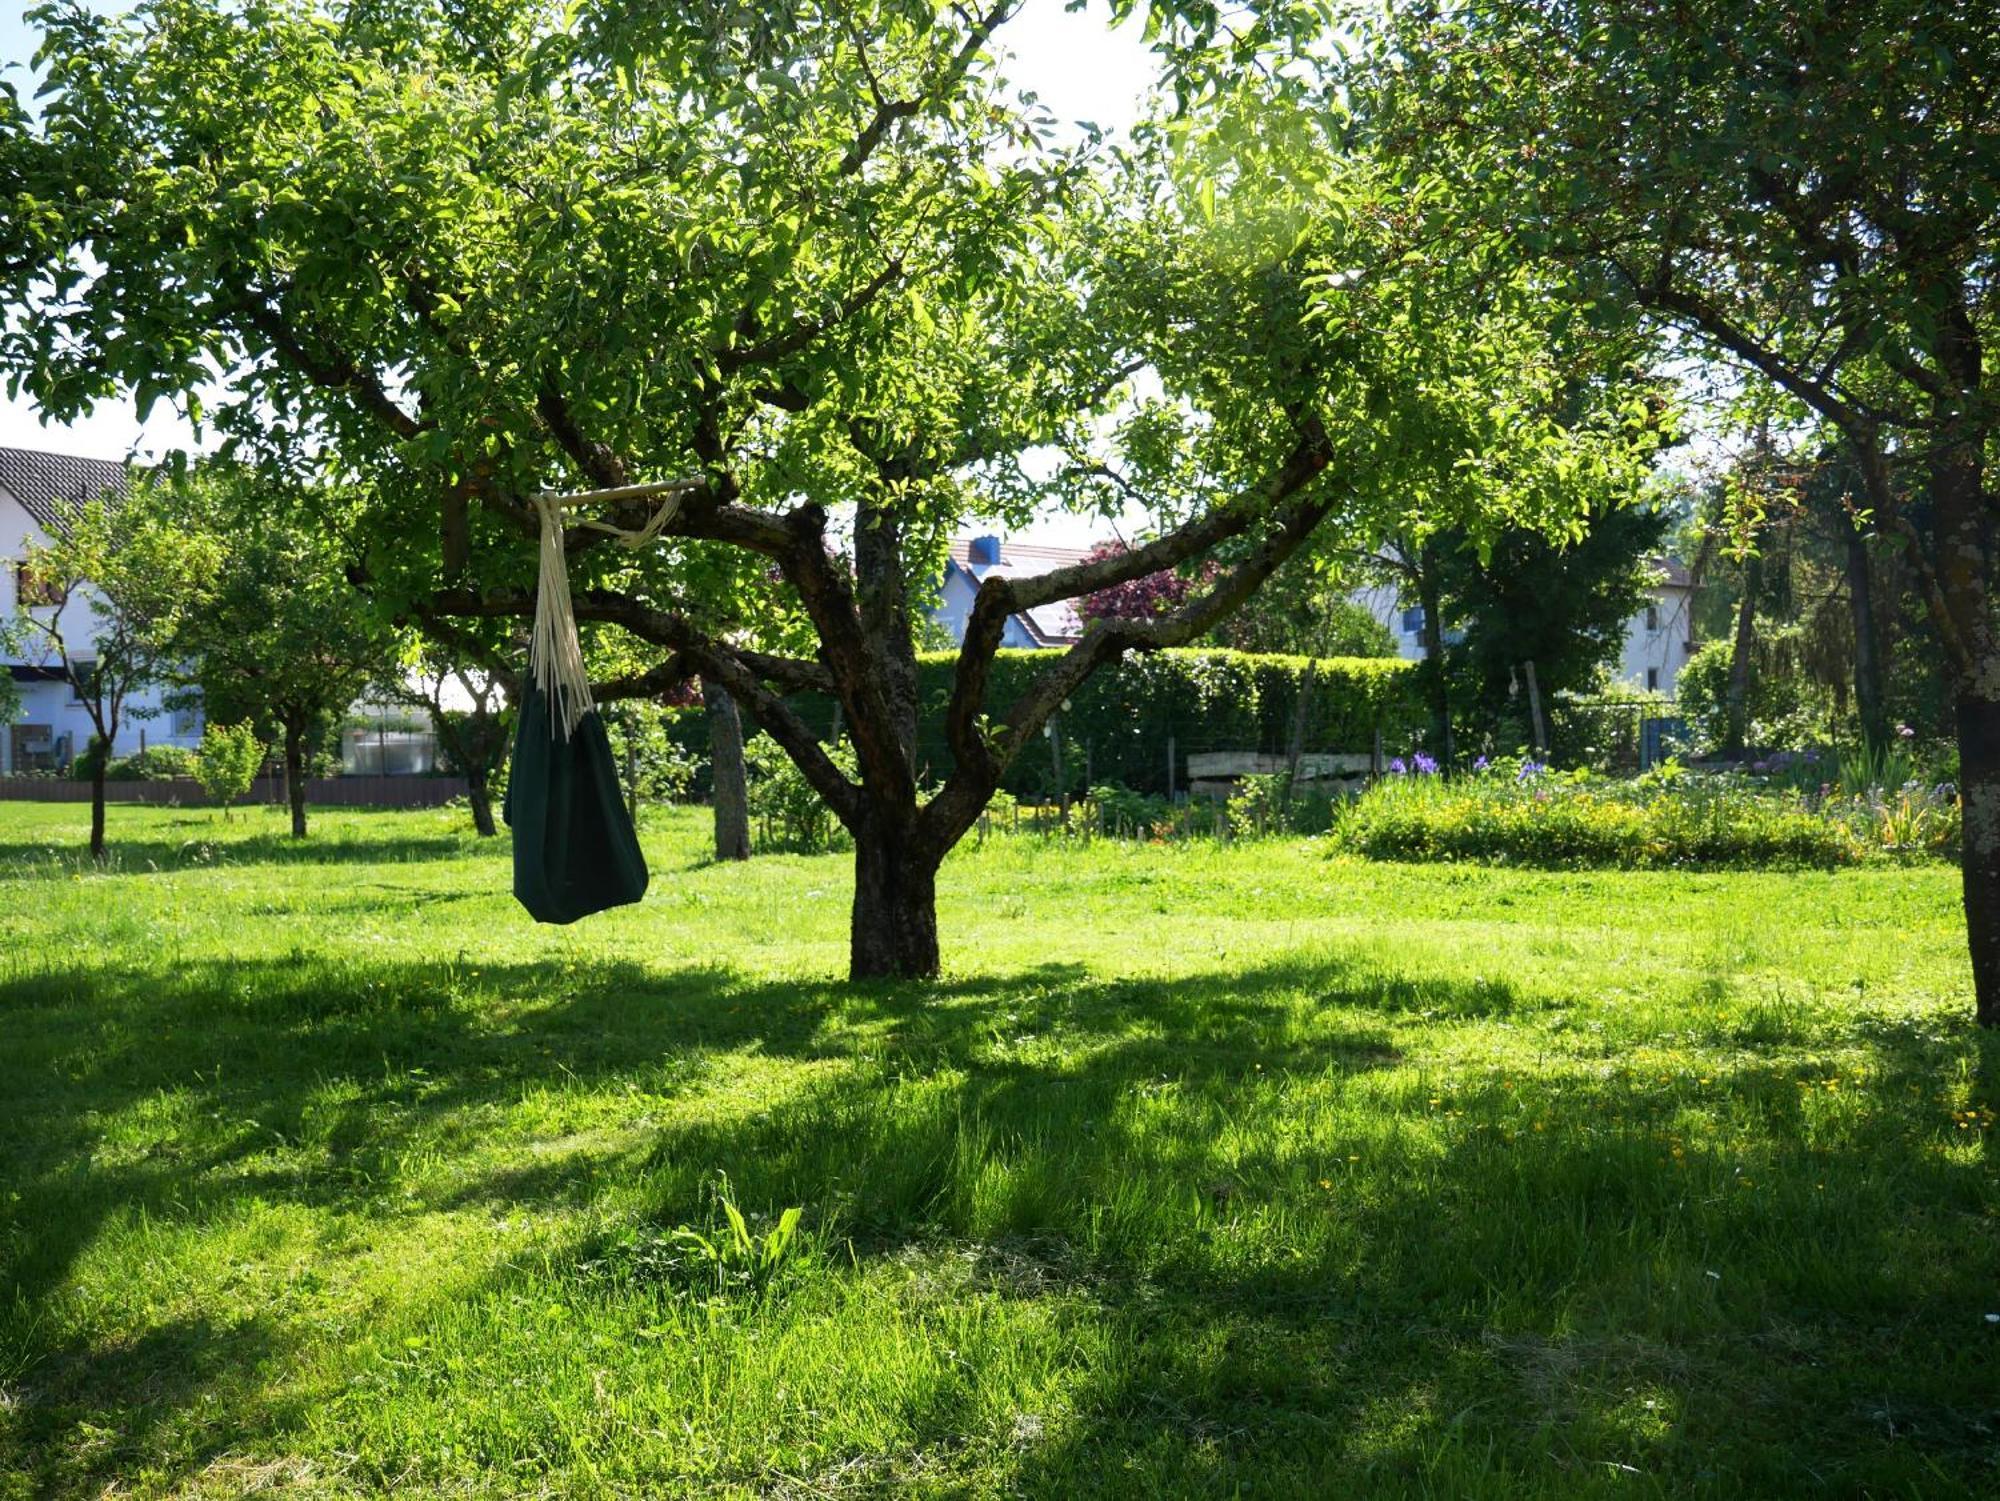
[836,0,1018,176]
[926,421,1335,850]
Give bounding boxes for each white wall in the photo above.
[2,490,202,773]
[933,565,1048,649]
[1616,583,1698,695]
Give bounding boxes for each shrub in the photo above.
[1331,764,1865,869]
[746,734,859,853]
[195,722,264,817]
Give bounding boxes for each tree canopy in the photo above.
[2,0,1666,974]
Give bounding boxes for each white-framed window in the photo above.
[1645,603,1660,631]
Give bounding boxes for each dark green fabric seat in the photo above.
[505,685,649,923]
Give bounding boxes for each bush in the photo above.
[1331,762,1866,869]
[115,744,201,780]
[746,734,860,853]
[195,722,264,816]
[73,740,201,781]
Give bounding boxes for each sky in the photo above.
[0,2,1158,547]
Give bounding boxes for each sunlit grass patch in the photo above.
[0,801,1991,1498]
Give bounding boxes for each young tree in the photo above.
[3,2,1660,975]
[4,492,209,859]
[381,615,519,837]
[194,719,262,819]
[161,472,391,839]
[1357,0,2000,1020]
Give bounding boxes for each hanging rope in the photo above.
[528,478,696,739]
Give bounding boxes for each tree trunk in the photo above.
[1844,523,1888,758]
[1416,548,1454,767]
[466,766,497,838]
[705,678,750,861]
[1958,684,2000,1028]
[284,719,308,839]
[1725,553,1761,755]
[89,759,107,863]
[849,822,941,980]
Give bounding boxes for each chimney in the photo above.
[968,534,1003,566]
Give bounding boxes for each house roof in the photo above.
[945,536,1094,645]
[0,446,127,535]
[1647,554,1695,590]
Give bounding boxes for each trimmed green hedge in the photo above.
[762,648,1420,798]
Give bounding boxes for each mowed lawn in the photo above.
[1,802,1994,1499]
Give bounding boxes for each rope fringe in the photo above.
[528,481,690,739]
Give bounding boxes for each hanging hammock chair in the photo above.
[504,482,689,923]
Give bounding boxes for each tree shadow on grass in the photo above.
[1,947,1994,1496]
[0,820,487,879]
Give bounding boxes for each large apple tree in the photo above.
[2,0,1659,976]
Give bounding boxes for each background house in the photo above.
[933,535,1088,648]
[1356,555,1699,695]
[0,445,202,773]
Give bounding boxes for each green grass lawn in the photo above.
[1,801,1995,1498]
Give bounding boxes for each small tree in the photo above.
[194,720,261,819]
[5,491,210,859]
[163,470,391,839]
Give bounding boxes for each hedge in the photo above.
[691,648,1420,799]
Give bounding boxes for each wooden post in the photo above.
[1050,714,1069,830]
[1167,734,1177,801]
[1525,659,1549,758]
[1284,663,1315,810]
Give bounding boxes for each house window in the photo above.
[14,561,65,608]
[1645,603,1660,631]
[1400,606,1425,633]
[67,659,98,704]
[172,707,200,738]
[1647,667,1660,691]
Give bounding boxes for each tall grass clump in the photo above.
[1330,759,1902,869]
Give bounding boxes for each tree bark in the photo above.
[1959,684,2000,1029]
[849,820,941,980]
[283,718,309,838]
[466,766,497,838]
[89,758,107,863]
[1725,553,1761,755]
[1416,546,1454,767]
[1843,521,1888,758]
[704,678,750,861]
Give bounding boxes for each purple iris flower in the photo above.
[1389,757,1408,775]
[1412,752,1439,776]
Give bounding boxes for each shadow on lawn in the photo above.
[0,810,483,878]
[1,946,1994,1496]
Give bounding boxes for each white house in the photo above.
[1357,555,1699,695]
[933,535,1088,648]
[1,446,202,774]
